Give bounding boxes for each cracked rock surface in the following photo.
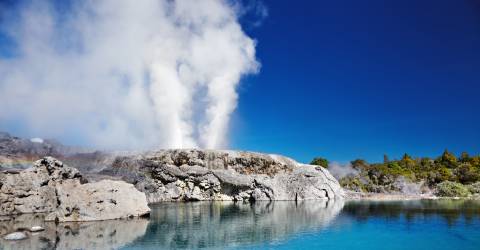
[0,157,150,221]
[100,149,345,203]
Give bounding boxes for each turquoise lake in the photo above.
[1,199,479,249]
[121,200,480,250]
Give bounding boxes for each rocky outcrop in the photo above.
[0,157,150,221]
[0,133,346,203]
[46,180,151,222]
[0,157,84,216]
[100,149,345,203]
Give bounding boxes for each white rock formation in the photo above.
[100,149,345,203]
[46,180,150,222]
[0,157,150,221]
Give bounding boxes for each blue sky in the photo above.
[231,0,480,162]
[1,0,479,163]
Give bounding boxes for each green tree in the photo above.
[437,149,458,168]
[400,153,416,168]
[310,157,329,168]
[455,163,480,184]
[351,159,369,169]
[459,152,471,163]
[436,167,454,183]
[471,156,480,168]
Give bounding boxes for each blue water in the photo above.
[120,200,480,250]
[241,206,480,250]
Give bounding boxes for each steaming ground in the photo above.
[0,0,259,150]
[328,162,432,196]
[327,162,359,179]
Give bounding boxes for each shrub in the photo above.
[339,176,366,192]
[351,159,369,169]
[437,150,458,168]
[310,157,329,168]
[467,182,480,194]
[435,181,470,197]
[455,163,480,184]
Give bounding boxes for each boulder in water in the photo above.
[3,232,27,240]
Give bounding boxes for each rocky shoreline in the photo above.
[5,134,474,245]
[345,191,437,201]
[0,148,345,243]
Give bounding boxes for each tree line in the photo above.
[310,150,480,197]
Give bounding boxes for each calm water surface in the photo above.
[122,200,480,250]
[1,200,479,249]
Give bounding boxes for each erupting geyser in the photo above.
[0,0,259,150]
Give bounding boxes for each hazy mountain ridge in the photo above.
[0,131,107,170]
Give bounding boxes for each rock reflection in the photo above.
[132,200,344,249]
[0,214,148,249]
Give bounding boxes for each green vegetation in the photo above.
[310,157,329,168]
[467,182,480,194]
[435,181,471,197]
[311,150,480,196]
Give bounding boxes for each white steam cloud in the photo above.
[0,0,259,150]
[327,162,358,179]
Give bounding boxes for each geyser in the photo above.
[0,0,259,150]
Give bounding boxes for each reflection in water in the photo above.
[1,200,479,249]
[0,214,149,250]
[343,199,480,226]
[123,200,345,249]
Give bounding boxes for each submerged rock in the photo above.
[3,232,27,240]
[100,149,345,203]
[0,157,150,221]
[29,226,44,232]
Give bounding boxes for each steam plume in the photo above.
[327,162,359,179]
[0,0,259,150]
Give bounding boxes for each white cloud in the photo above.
[0,0,259,150]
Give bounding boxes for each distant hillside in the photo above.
[310,151,480,198]
[0,131,109,171]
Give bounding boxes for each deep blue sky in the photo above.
[1,0,479,163]
[231,0,480,163]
